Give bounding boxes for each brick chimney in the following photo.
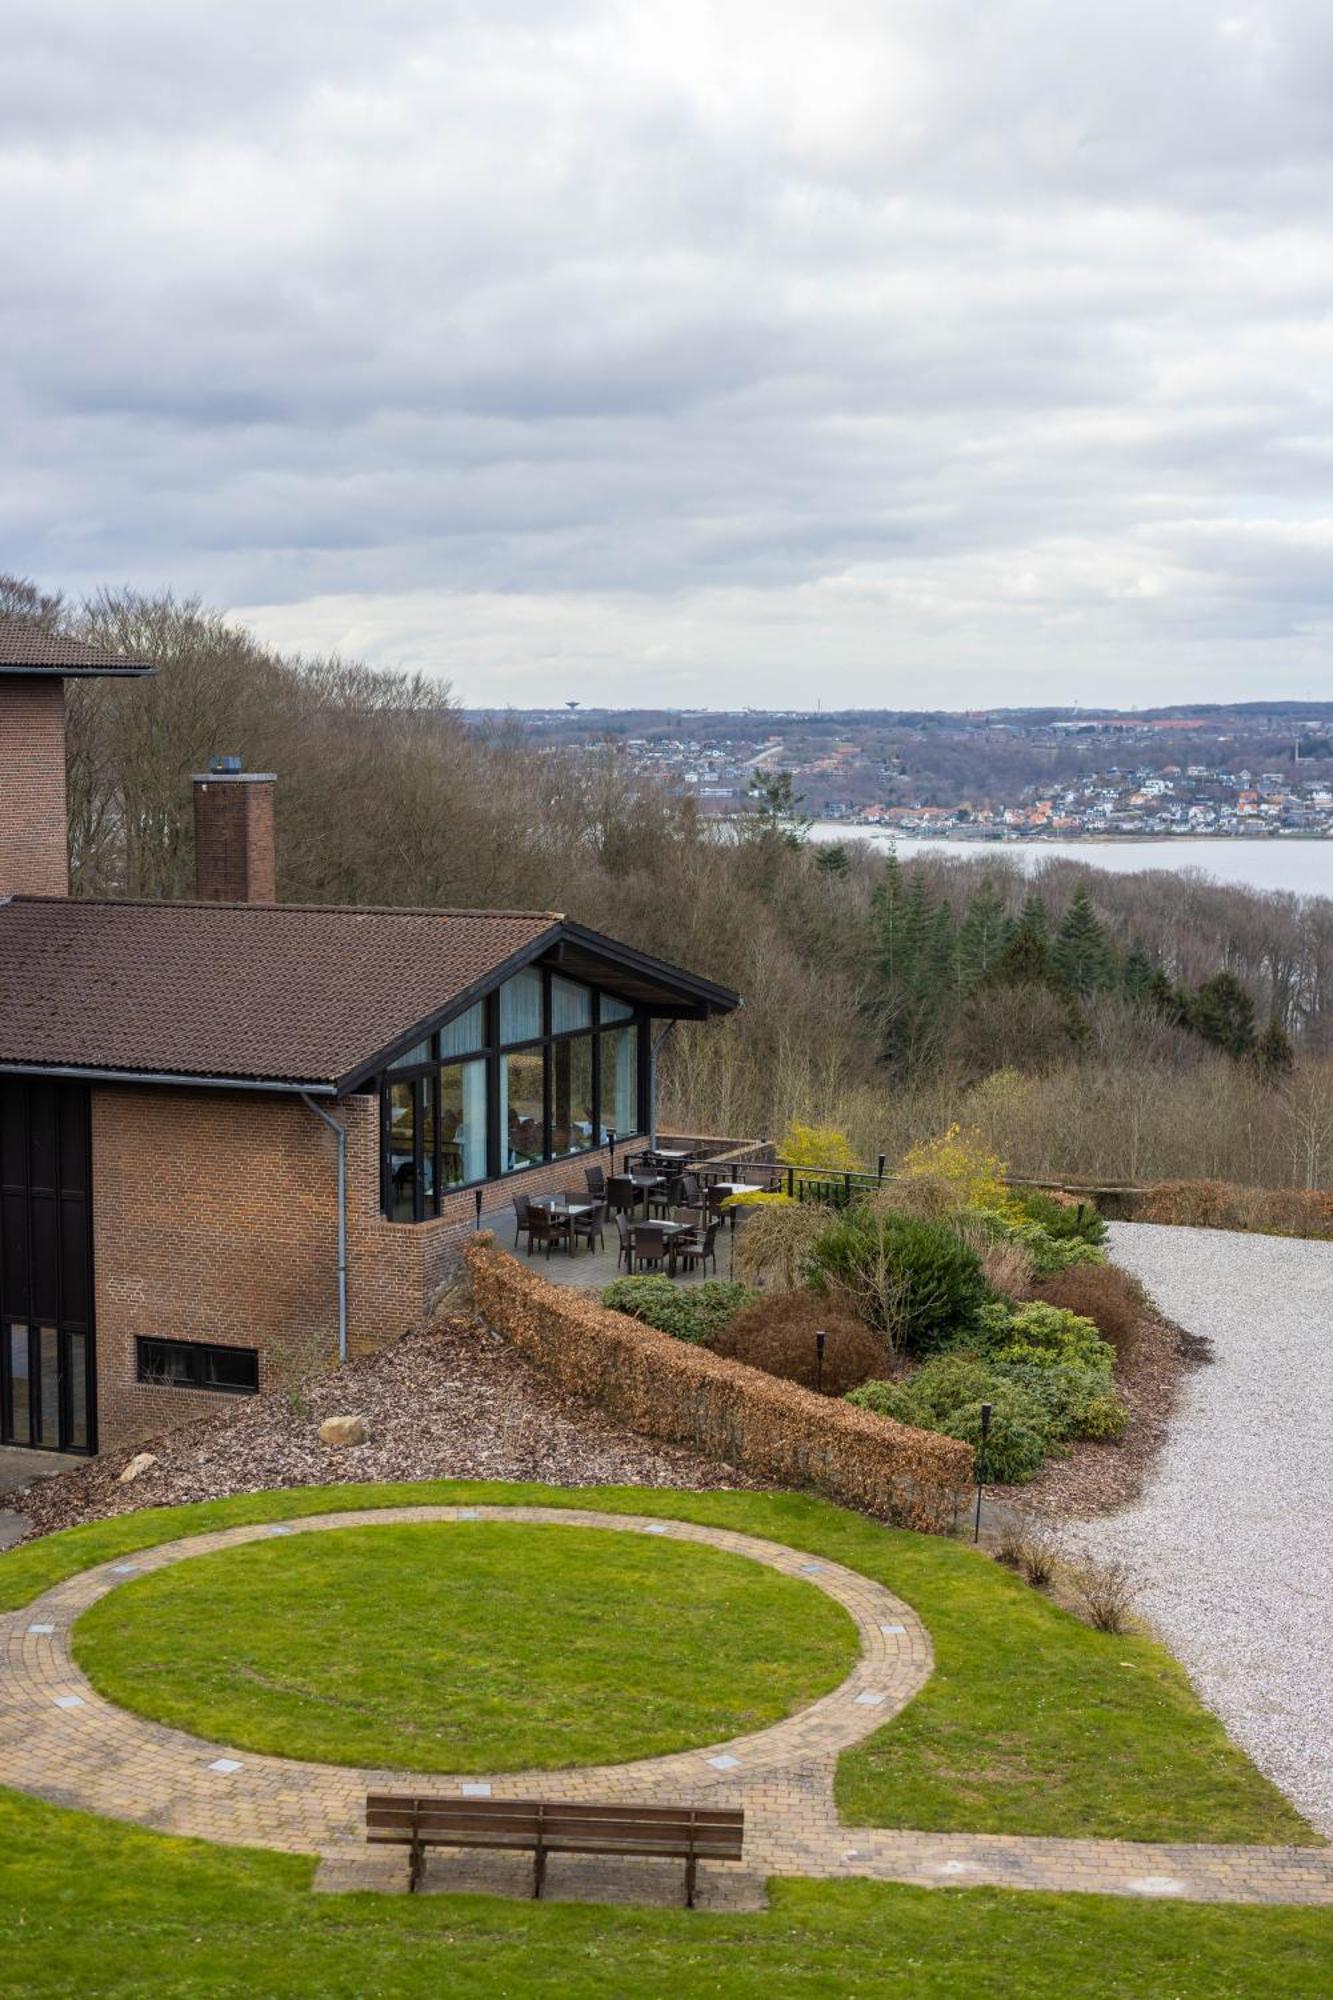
[0,678,70,897]
[193,758,277,903]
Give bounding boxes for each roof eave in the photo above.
[0,664,156,679]
[0,1061,336,1095]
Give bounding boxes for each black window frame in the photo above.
[136,1335,259,1396]
[376,969,650,1222]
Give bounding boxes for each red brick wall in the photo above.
[193,775,277,903]
[88,1080,643,1451]
[0,678,68,896]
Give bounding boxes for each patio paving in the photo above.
[479,1209,747,1291]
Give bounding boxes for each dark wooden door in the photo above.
[0,1078,96,1453]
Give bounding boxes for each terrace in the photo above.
[481,1137,892,1289]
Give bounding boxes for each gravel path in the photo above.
[1074,1222,1333,1840]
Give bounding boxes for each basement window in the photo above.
[136,1337,259,1395]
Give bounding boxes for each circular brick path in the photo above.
[3,1505,1332,1907]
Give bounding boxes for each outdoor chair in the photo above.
[606,1175,637,1216]
[572,1200,606,1256]
[646,1178,674,1220]
[511,1193,531,1249]
[525,1206,560,1257]
[679,1171,703,1208]
[614,1210,635,1271]
[633,1223,672,1274]
[584,1164,607,1198]
[677,1221,720,1278]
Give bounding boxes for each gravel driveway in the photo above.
[1074,1221,1333,1839]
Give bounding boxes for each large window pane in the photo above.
[67,1331,88,1449]
[420,1075,436,1211]
[387,1082,416,1221]
[501,1049,545,1169]
[7,1324,29,1442]
[551,1037,595,1156]
[38,1324,58,1447]
[600,1026,639,1139]
[439,1058,488,1187]
[440,1002,485,1058]
[499,968,543,1045]
[598,991,634,1024]
[550,976,592,1035]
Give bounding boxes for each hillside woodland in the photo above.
[8,573,1333,1192]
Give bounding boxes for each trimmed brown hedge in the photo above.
[1136,1179,1333,1238]
[464,1235,971,1531]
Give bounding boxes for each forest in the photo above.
[9,572,1333,1193]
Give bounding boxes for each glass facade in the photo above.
[378,972,648,1220]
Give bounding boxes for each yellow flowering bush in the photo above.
[779,1121,862,1171]
[896,1125,1022,1221]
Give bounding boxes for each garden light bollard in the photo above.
[973,1401,993,1544]
[814,1330,827,1394]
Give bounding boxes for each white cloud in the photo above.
[4,0,1333,705]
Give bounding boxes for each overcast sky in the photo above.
[5,1,1333,709]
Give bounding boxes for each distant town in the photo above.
[462,703,1333,840]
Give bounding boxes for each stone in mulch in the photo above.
[12,1316,761,1544]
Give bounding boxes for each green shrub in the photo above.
[962,1206,1106,1277]
[600,1276,756,1343]
[850,1360,1048,1484]
[811,1210,990,1355]
[1076,1394,1130,1442]
[1015,1189,1108,1247]
[974,1300,1111,1374]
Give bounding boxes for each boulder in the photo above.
[319,1414,368,1448]
[118,1451,159,1485]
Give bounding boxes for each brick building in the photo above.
[0,619,740,1456]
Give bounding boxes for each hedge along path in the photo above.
[463,1236,972,1532]
[5,1504,1333,1908]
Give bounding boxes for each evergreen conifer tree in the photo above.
[1121,938,1156,1002]
[1052,885,1117,998]
[1189,972,1257,1057]
[955,877,1009,994]
[1254,1018,1295,1079]
[989,890,1051,987]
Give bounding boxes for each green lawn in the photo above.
[3,1480,1318,1844]
[71,1519,856,1772]
[5,1787,1333,2000]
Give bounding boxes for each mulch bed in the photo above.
[13,1316,762,1543]
[991,1306,1212,1520]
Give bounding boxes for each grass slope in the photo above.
[3,1481,1318,1845]
[72,1519,855,1771]
[5,1788,1333,2000]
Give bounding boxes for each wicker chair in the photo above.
[606,1175,637,1216]
[584,1164,607,1198]
[511,1193,531,1249]
[676,1221,720,1277]
[633,1223,671,1273]
[573,1201,606,1256]
[613,1210,635,1271]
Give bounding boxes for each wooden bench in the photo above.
[366,1793,744,1905]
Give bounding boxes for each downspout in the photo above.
[649,1021,678,1149]
[301,1093,348,1367]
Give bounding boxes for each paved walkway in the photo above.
[2,1505,1332,1906]
[1075,1222,1333,1842]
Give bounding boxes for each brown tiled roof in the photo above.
[0,900,559,1087]
[0,616,155,675]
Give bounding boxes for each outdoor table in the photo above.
[529,1194,595,1253]
[627,1216,696,1275]
[625,1173,667,1219]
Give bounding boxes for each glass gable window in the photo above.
[379,970,647,1220]
[440,1002,485,1058]
[439,1058,487,1187]
[550,975,592,1034]
[502,1048,545,1169]
[550,1036,594,1156]
[499,968,543,1045]
[600,1024,639,1140]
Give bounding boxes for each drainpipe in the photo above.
[301,1093,348,1366]
[650,1022,677,1149]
